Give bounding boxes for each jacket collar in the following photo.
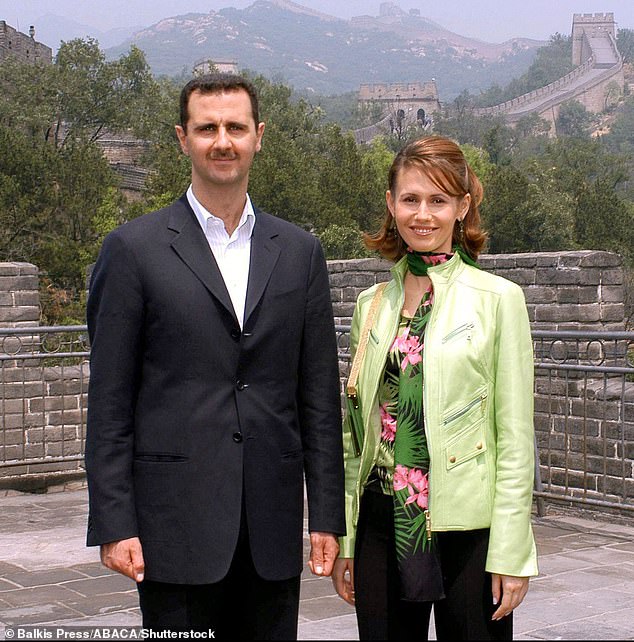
[167,195,237,323]
[166,196,281,327]
[390,251,466,287]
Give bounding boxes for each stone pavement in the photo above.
[1,485,634,640]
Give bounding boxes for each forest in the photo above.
[0,32,633,323]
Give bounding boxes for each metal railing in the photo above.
[2,325,634,517]
[336,325,634,515]
[532,330,634,514]
[0,326,89,475]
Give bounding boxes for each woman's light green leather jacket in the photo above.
[340,252,538,577]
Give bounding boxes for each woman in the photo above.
[332,135,538,641]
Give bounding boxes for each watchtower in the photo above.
[358,81,440,126]
[0,21,52,65]
[572,13,616,66]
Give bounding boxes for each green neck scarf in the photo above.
[406,246,480,276]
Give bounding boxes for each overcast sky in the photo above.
[1,0,632,43]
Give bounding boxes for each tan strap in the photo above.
[346,282,387,398]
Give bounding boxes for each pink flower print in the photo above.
[393,466,429,509]
[391,327,423,371]
[380,404,397,443]
[422,254,446,266]
[404,469,429,509]
[393,464,411,492]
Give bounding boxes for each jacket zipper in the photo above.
[422,282,441,535]
[443,392,488,426]
[442,322,474,343]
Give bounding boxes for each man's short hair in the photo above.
[179,73,260,130]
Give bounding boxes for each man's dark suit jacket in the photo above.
[85,195,345,584]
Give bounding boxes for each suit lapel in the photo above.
[168,196,238,323]
[244,210,281,324]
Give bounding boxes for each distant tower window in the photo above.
[417,108,426,122]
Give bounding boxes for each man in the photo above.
[85,74,345,639]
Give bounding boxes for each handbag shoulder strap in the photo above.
[346,281,387,398]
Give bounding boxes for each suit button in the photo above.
[449,455,456,464]
[476,441,483,450]
[236,380,248,391]
[233,432,243,443]
[230,328,240,341]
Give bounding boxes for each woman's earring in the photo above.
[459,219,465,243]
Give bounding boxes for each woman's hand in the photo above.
[332,557,355,605]
[491,574,529,620]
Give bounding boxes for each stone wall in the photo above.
[0,21,52,65]
[572,13,616,66]
[0,263,39,328]
[0,252,632,502]
[0,263,87,489]
[479,11,623,133]
[328,250,626,330]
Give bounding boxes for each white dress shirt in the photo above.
[186,185,255,329]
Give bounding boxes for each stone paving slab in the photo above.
[1,569,87,588]
[63,592,140,618]
[1,488,634,640]
[58,574,137,598]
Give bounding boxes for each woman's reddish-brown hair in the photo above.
[364,135,487,261]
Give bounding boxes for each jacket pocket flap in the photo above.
[443,424,487,470]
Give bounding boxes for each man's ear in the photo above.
[255,121,265,153]
[175,125,189,155]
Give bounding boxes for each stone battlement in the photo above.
[0,21,52,65]
[359,81,438,101]
[572,12,615,23]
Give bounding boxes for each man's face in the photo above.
[175,89,265,192]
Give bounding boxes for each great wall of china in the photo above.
[355,12,626,142]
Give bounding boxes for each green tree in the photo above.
[617,28,634,65]
[318,224,369,259]
[482,164,576,253]
[483,138,633,259]
[461,144,495,189]
[0,38,161,316]
[555,100,591,138]
[356,137,395,232]
[477,34,574,108]
[514,113,552,140]
[605,95,634,157]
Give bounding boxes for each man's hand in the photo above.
[308,532,339,577]
[332,557,355,605]
[491,574,529,620]
[100,537,145,582]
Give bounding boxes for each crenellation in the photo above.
[0,21,52,65]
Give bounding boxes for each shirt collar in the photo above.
[186,185,256,239]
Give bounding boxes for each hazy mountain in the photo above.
[104,0,545,98]
[29,14,141,51]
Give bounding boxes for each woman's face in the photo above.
[387,166,470,255]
